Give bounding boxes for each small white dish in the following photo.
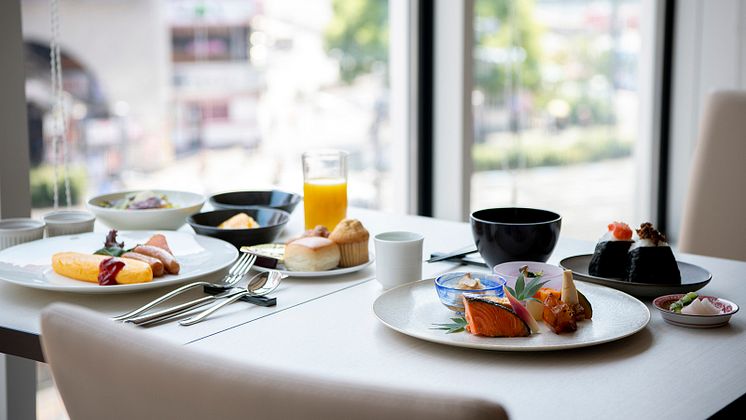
[44,210,96,237]
[87,190,205,230]
[653,294,739,328]
[0,218,46,250]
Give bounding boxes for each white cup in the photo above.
[44,210,96,237]
[0,218,46,251]
[374,231,424,290]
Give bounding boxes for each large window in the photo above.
[22,0,394,215]
[471,0,642,240]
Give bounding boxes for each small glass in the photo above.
[302,150,348,230]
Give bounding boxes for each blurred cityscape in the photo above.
[23,0,640,241]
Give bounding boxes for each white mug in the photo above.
[374,231,424,289]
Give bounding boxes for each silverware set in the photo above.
[112,252,283,326]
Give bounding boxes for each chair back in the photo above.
[679,90,746,261]
[40,303,507,420]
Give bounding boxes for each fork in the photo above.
[111,252,256,321]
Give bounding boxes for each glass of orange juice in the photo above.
[302,150,348,230]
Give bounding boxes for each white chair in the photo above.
[40,303,508,420]
[679,90,746,261]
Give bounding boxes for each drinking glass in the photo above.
[302,150,348,230]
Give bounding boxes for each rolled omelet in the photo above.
[52,252,153,284]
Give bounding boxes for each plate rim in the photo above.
[559,254,712,287]
[373,278,651,351]
[0,231,237,294]
[252,253,375,278]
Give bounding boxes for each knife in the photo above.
[426,244,478,263]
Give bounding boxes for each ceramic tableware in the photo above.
[374,231,424,289]
[209,190,302,214]
[653,294,738,328]
[0,231,237,293]
[0,218,46,250]
[560,254,712,298]
[187,208,290,248]
[374,279,650,351]
[470,207,561,268]
[43,210,95,237]
[87,190,205,230]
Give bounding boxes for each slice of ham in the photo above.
[145,234,173,255]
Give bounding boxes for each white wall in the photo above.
[668,0,746,241]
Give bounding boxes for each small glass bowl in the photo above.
[493,261,564,291]
[434,272,506,313]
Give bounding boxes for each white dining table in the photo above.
[0,207,745,419]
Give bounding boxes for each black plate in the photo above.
[560,254,712,299]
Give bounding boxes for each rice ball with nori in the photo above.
[589,222,633,278]
[627,223,681,284]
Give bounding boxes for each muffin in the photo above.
[329,219,369,267]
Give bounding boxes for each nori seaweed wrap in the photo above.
[626,223,681,284]
[589,222,633,278]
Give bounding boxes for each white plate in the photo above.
[374,279,650,351]
[0,231,237,293]
[252,253,374,278]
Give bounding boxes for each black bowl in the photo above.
[187,208,290,248]
[470,207,562,270]
[209,190,301,214]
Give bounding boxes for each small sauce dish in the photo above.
[653,294,739,328]
[434,272,506,314]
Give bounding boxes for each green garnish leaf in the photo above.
[430,317,468,334]
[509,272,549,301]
[93,247,126,257]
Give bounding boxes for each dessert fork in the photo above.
[111,252,256,321]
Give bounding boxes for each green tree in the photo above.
[324,0,388,84]
[475,0,542,97]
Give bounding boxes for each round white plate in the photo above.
[374,279,650,351]
[0,231,237,293]
[252,253,374,278]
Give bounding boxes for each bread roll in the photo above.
[284,237,340,271]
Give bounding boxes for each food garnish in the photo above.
[504,287,541,333]
[505,267,549,302]
[94,229,130,257]
[669,292,699,313]
[430,317,469,334]
[218,212,260,229]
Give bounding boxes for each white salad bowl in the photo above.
[87,190,205,230]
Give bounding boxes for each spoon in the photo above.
[179,270,284,326]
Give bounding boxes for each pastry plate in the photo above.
[373,279,650,351]
[0,231,237,293]
[560,254,711,299]
[653,294,739,328]
[252,253,374,278]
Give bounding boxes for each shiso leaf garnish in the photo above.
[431,317,468,334]
[505,270,549,303]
